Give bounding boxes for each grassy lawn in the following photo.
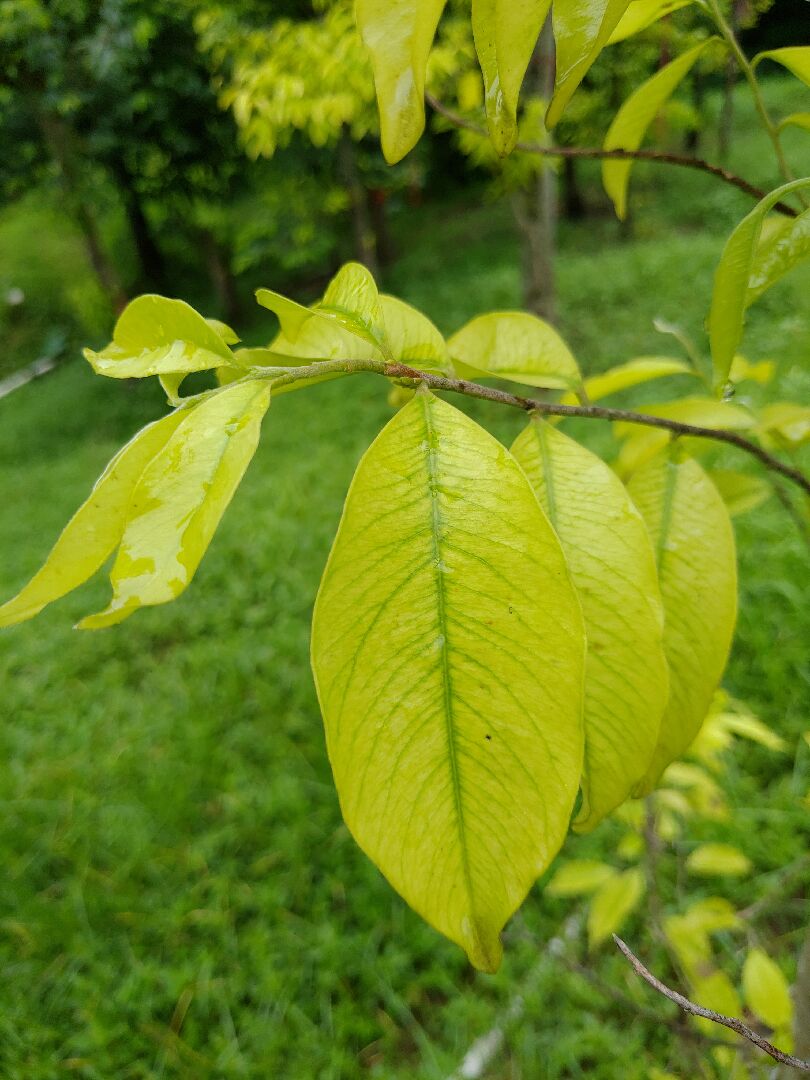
[0,81,808,1078]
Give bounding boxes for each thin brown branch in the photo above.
[614,936,810,1071]
[381,363,810,497]
[425,93,799,219]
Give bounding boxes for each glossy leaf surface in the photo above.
[754,46,810,87]
[709,178,810,390]
[472,0,551,155]
[85,295,235,379]
[448,311,580,389]
[79,382,272,629]
[0,409,187,627]
[608,0,692,44]
[512,420,668,829]
[356,0,447,163]
[312,392,585,971]
[747,207,810,306]
[548,0,632,127]
[629,452,737,792]
[603,41,712,219]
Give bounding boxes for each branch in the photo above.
[425,94,799,219]
[614,936,810,1072]
[256,359,810,497]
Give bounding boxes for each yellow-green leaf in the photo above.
[779,112,810,134]
[758,402,810,449]
[356,0,447,163]
[608,0,692,44]
[686,843,752,877]
[587,867,645,949]
[512,420,668,830]
[709,469,770,517]
[78,381,272,629]
[84,295,234,379]
[379,295,450,370]
[448,311,580,389]
[560,356,694,405]
[472,0,552,155]
[614,397,757,438]
[753,47,810,88]
[311,392,586,971]
[206,318,240,345]
[743,949,793,1030]
[747,208,810,306]
[546,860,617,897]
[603,41,713,220]
[714,710,787,752]
[629,452,737,792]
[257,262,391,359]
[548,0,633,127]
[0,409,187,628]
[709,178,810,391]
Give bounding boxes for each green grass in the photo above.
[0,80,809,1078]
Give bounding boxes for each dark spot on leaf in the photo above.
[485,734,492,741]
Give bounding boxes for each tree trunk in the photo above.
[111,161,167,292]
[337,128,379,278]
[36,110,127,312]
[200,229,241,325]
[561,157,586,221]
[516,17,558,322]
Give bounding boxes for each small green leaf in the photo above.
[743,949,793,1031]
[472,0,552,155]
[512,420,668,830]
[614,396,757,437]
[85,295,235,379]
[714,710,787,752]
[709,469,770,517]
[587,867,645,949]
[753,46,810,88]
[546,860,617,897]
[709,178,810,391]
[603,41,714,220]
[356,0,447,163]
[779,112,810,134]
[312,392,585,971]
[560,356,694,404]
[78,381,272,629]
[629,452,737,792]
[206,318,240,345]
[0,409,187,628]
[758,402,810,448]
[448,312,580,389]
[257,262,392,359]
[686,843,752,877]
[608,0,693,45]
[747,208,810,306]
[548,0,633,127]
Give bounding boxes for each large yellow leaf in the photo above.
[356,0,448,163]
[0,409,187,628]
[472,0,552,155]
[742,949,793,1031]
[512,420,668,829]
[628,452,737,792]
[603,41,713,219]
[548,0,633,127]
[78,381,272,629]
[448,311,580,390]
[85,295,235,379]
[312,392,585,971]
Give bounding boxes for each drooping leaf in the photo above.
[753,46,810,88]
[78,381,272,629]
[743,949,793,1031]
[0,409,188,628]
[448,311,580,389]
[548,0,633,127]
[257,262,392,359]
[608,0,692,44]
[85,295,235,379]
[686,843,752,877]
[560,356,694,405]
[546,860,616,897]
[312,392,585,971]
[747,208,810,306]
[206,318,240,345]
[512,420,668,830]
[628,452,737,792]
[603,41,713,220]
[356,0,448,163]
[709,469,770,517]
[587,867,645,949]
[472,0,552,155]
[709,177,810,391]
